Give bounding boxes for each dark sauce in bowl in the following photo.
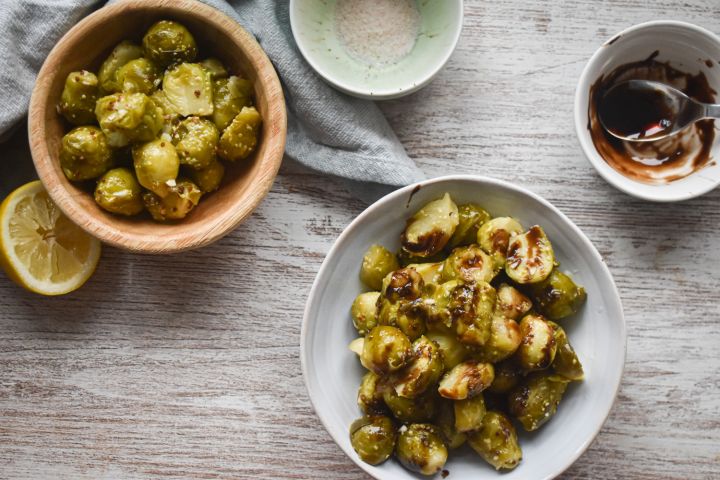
[588,51,717,184]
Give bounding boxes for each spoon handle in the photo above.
[704,103,720,119]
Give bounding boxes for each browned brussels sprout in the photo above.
[395,423,448,476]
[438,360,494,400]
[401,193,459,258]
[487,360,523,394]
[442,244,497,284]
[58,70,99,125]
[506,225,555,284]
[361,326,412,375]
[495,283,533,320]
[477,217,523,269]
[389,336,443,398]
[515,314,557,372]
[351,291,380,336]
[425,330,468,370]
[381,267,424,303]
[508,372,570,431]
[549,321,584,380]
[358,371,387,415]
[526,269,587,320]
[451,281,496,347]
[479,315,522,363]
[350,416,396,465]
[448,203,491,248]
[382,388,438,423]
[467,411,522,470]
[359,245,400,291]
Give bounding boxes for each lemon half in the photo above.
[0,181,101,295]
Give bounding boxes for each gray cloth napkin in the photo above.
[0,0,424,199]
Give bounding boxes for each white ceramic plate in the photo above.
[302,175,626,479]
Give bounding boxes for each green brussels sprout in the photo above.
[187,160,225,193]
[454,394,486,433]
[58,70,100,125]
[478,315,522,363]
[361,326,412,375]
[381,267,424,304]
[349,416,396,466]
[351,291,380,336]
[448,203,491,248]
[395,424,448,476]
[59,126,113,181]
[526,269,587,320]
[442,244,497,284]
[150,90,181,127]
[382,388,438,423]
[95,92,163,147]
[401,193,459,258]
[358,371,387,415]
[549,321,584,380]
[376,298,427,341]
[211,76,254,131]
[515,314,557,372]
[142,20,198,67]
[438,360,494,400]
[98,41,143,93]
[506,225,555,284]
[142,178,202,222]
[435,400,467,449]
[94,167,144,216]
[477,217,524,269]
[359,245,400,291]
[487,360,523,394]
[467,411,522,470]
[172,117,219,170]
[508,372,570,431]
[406,262,444,285]
[200,57,229,80]
[451,281,496,347]
[162,63,213,117]
[495,283,533,320]
[217,106,262,162]
[397,248,447,267]
[115,57,160,94]
[389,336,443,399]
[418,280,462,332]
[425,331,469,370]
[132,139,180,196]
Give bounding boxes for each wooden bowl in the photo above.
[29,0,286,253]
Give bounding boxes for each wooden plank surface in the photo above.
[2,0,720,478]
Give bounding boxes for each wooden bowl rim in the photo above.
[28,0,287,254]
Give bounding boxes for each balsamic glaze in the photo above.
[598,82,676,140]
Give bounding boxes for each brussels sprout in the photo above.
[162,63,213,117]
[396,424,448,476]
[438,360,494,400]
[115,57,160,94]
[350,416,396,466]
[487,360,523,394]
[132,139,180,196]
[435,400,467,449]
[150,90,181,125]
[381,267,424,303]
[406,262,444,285]
[383,388,437,423]
[508,372,570,431]
[526,269,587,320]
[172,117,219,170]
[506,225,555,284]
[211,76,254,131]
[448,203,491,248]
[454,394,487,433]
[361,326,411,375]
[217,106,262,162]
[397,248,446,267]
[59,126,113,181]
[94,167,144,216]
[58,70,100,125]
[358,372,387,415]
[98,41,143,93]
[417,280,462,332]
[495,283,533,320]
[479,315,522,363]
[360,245,400,291]
[515,314,557,372]
[142,20,198,67]
[549,321,584,380]
[187,160,225,193]
[95,92,163,147]
[425,331,468,370]
[200,57,229,80]
[401,193,459,258]
[142,178,202,222]
[442,244,497,284]
[468,411,522,470]
[351,291,380,336]
[451,281,496,347]
[390,336,443,399]
[377,299,427,341]
[477,217,524,269]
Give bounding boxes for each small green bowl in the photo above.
[289,0,463,99]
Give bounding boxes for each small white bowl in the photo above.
[302,175,626,480]
[289,0,463,100]
[575,21,720,202]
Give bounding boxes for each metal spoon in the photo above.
[598,79,720,142]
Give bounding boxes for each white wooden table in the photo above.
[2,1,720,478]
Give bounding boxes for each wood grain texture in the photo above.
[2,0,720,478]
[28,0,287,253]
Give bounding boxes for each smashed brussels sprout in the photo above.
[95,92,163,147]
[438,360,494,400]
[163,63,213,117]
[94,167,144,216]
[142,20,198,67]
[59,70,99,125]
[212,76,254,131]
[217,106,262,162]
[173,117,219,170]
[132,139,179,196]
[98,41,143,93]
[360,245,400,291]
[60,126,113,181]
[401,193,459,258]
[142,178,202,222]
[350,416,396,465]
